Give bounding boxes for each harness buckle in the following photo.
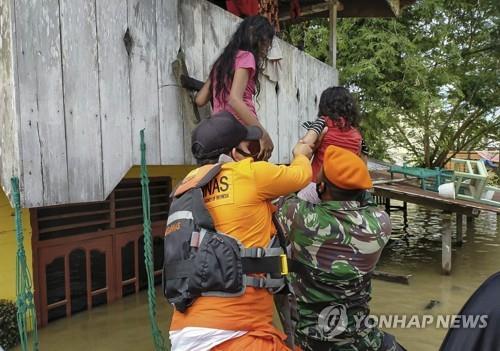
[251,277,266,288]
[280,254,289,275]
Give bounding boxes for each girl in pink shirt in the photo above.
[195,16,275,160]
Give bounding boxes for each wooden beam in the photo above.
[374,187,481,217]
[442,214,452,275]
[279,0,409,23]
[329,1,338,68]
[373,270,411,285]
[279,2,329,22]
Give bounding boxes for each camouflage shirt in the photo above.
[277,195,394,351]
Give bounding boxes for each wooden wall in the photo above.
[0,0,21,206]
[180,0,338,164]
[0,0,338,208]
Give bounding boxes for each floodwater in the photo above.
[13,202,499,351]
[371,201,500,350]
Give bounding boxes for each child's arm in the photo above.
[195,79,211,107]
[300,118,327,149]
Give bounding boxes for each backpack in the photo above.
[163,163,288,313]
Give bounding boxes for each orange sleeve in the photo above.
[253,155,312,200]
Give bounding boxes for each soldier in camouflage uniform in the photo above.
[277,145,405,351]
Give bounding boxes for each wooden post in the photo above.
[456,213,463,246]
[329,1,337,68]
[466,216,474,236]
[403,201,408,228]
[442,213,452,275]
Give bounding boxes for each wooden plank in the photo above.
[0,0,21,206]
[38,219,110,234]
[179,0,204,165]
[38,209,110,222]
[257,77,279,163]
[442,213,452,275]
[329,1,337,68]
[128,0,160,165]
[14,0,69,207]
[90,287,108,296]
[373,186,485,217]
[110,192,116,228]
[134,240,139,293]
[201,1,237,78]
[86,250,92,308]
[60,0,103,203]
[64,254,71,317]
[277,44,299,164]
[317,55,339,88]
[156,0,185,164]
[295,49,313,142]
[115,214,144,222]
[114,184,165,192]
[373,270,412,285]
[35,222,164,249]
[310,60,323,117]
[96,0,133,198]
[180,3,202,164]
[180,0,204,82]
[47,299,68,310]
[115,193,166,202]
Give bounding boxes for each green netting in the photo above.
[11,177,39,351]
[140,130,167,351]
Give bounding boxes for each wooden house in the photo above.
[0,0,412,327]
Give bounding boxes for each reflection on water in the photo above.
[14,202,499,351]
[371,201,500,351]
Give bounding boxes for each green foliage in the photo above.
[282,0,500,167]
[0,300,20,350]
[282,19,330,63]
[488,172,500,186]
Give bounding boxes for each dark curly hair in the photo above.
[318,87,361,129]
[209,16,275,102]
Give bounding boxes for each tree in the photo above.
[282,0,500,167]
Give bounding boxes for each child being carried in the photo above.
[299,86,369,203]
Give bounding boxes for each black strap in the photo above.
[242,256,282,274]
[272,213,289,253]
[288,259,304,275]
[165,256,284,279]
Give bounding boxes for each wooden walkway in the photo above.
[370,170,499,275]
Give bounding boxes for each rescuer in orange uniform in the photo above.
[168,111,315,351]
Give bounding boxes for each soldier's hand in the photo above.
[293,141,314,160]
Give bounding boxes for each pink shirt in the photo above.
[212,50,257,121]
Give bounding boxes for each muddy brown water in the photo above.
[14,202,499,351]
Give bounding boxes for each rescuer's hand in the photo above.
[292,141,314,159]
